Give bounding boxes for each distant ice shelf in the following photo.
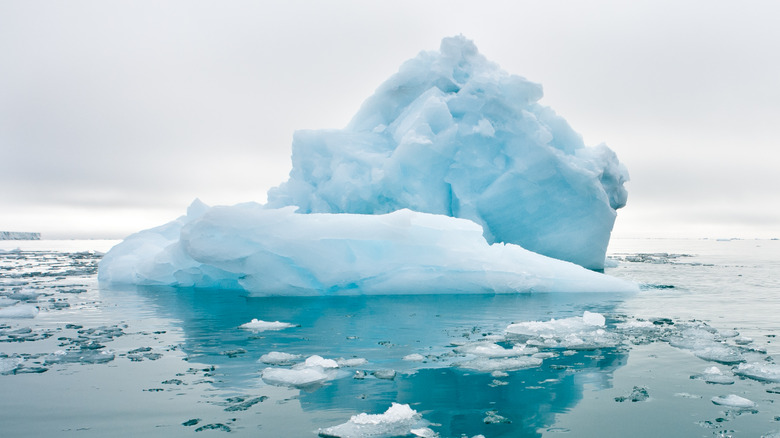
[0,232,41,240]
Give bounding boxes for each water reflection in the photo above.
[118,286,629,436]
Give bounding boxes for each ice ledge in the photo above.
[98,202,638,296]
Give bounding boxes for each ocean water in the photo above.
[0,238,778,437]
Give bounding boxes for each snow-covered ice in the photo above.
[268,35,629,270]
[318,403,429,438]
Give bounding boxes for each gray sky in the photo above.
[2,0,779,239]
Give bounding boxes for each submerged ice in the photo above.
[98,36,633,294]
[268,35,628,269]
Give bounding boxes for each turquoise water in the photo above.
[0,239,778,437]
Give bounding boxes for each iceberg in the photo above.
[268,35,628,269]
[98,36,635,294]
[98,202,637,295]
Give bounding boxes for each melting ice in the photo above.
[98,36,633,294]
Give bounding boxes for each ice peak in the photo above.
[269,36,628,269]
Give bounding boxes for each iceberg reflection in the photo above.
[121,285,630,436]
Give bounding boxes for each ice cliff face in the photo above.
[268,35,628,270]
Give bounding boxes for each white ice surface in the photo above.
[98,204,637,296]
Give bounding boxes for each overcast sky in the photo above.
[2,0,779,239]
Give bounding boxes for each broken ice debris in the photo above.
[614,386,650,402]
[505,311,619,350]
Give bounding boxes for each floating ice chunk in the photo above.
[674,392,702,399]
[268,36,629,270]
[306,355,339,369]
[614,386,649,402]
[0,304,38,318]
[693,345,744,365]
[403,353,425,362]
[337,357,368,367]
[261,366,330,388]
[239,319,295,331]
[505,312,620,350]
[455,342,537,358]
[582,311,606,327]
[0,297,17,307]
[0,356,24,375]
[260,354,346,387]
[410,427,438,438]
[456,356,543,372]
[668,324,745,364]
[100,204,638,295]
[372,369,397,380]
[318,403,429,438]
[45,348,115,365]
[734,362,780,383]
[710,394,756,408]
[696,366,735,385]
[483,410,511,424]
[258,351,302,365]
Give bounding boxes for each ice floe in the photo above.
[0,304,39,319]
[258,351,302,365]
[505,311,620,350]
[734,362,780,383]
[694,366,735,385]
[261,366,331,388]
[710,394,756,408]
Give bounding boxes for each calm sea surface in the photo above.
[0,238,778,437]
